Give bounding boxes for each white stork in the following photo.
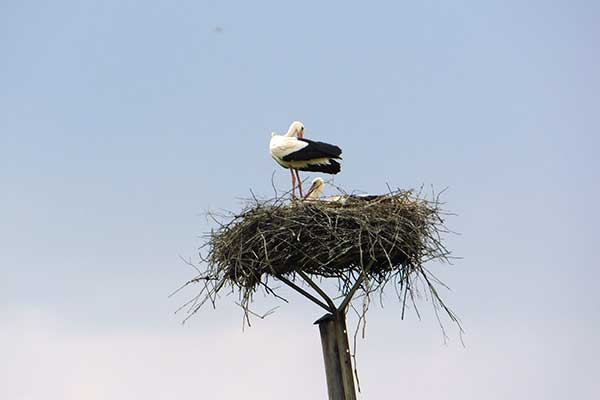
[269,121,342,197]
[304,178,383,204]
[304,177,345,203]
[304,177,326,201]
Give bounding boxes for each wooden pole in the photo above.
[316,314,345,400]
[282,272,363,399]
[315,313,357,400]
[334,310,357,400]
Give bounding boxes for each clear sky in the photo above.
[1,1,599,399]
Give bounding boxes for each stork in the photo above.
[269,121,342,197]
[304,178,345,203]
[304,177,326,201]
[304,178,384,204]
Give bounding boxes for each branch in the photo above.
[338,260,375,312]
[297,270,337,311]
[338,273,365,313]
[276,274,334,313]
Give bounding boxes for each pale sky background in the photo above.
[1,1,599,399]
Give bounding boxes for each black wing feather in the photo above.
[282,138,342,162]
[299,159,341,174]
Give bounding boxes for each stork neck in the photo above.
[285,122,303,137]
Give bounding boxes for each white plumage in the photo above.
[303,178,346,203]
[270,136,335,170]
[304,177,326,201]
[304,178,383,204]
[269,121,342,197]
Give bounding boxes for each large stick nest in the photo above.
[178,187,458,327]
[215,191,448,285]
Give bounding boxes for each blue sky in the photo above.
[1,1,599,398]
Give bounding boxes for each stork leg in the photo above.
[295,169,304,198]
[290,168,297,197]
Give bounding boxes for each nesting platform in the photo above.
[181,189,455,320]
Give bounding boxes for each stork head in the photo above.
[304,177,325,200]
[286,121,305,138]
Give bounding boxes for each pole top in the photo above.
[314,313,335,325]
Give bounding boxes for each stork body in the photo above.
[304,177,326,201]
[270,121,342,197]
[304,178,384,204]
[304,178,346,203]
